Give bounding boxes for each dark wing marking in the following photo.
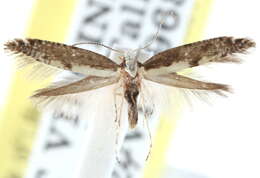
[143,37,255,75]
[4,38,120,77]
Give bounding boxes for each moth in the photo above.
[4,37,255,128]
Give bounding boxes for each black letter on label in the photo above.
[153,9,179,30]
[112,170,120,178]
[34,169,48,178]
[121,21,141,39]
[53,111,79,126]
[125,130,143,140]
[112,148,140,178]
[83,1,109,25]
[77,32,102,44]
[76,0,110,43]
[44,126,70,150]
[120,148,139,171]
[164,0,185,5]
[121,5,145,16]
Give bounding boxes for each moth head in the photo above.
[123,50,139,77]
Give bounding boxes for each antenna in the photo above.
[135,11,177,52]
[72,41,124,54]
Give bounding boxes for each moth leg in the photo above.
[145,116,152,161]
[113,83,124,123]
[142,96,153,161]
[114,94,124,164]
[139,80,155,119]
[112,83,124,163]
[144,72,231,93]
[113,83,124,144]
[113,86,119,123]
[139,82,153,161]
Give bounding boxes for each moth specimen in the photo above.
[4,37,255,128]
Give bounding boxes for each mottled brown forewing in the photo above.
[143,37,255,74]
[4,39,119,75]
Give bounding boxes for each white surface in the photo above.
[0,0,34,108]
[167,1,260,178]
[75,84,129,178]
[0,0,260,178]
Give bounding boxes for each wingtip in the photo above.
[4,39,27,53]
[233,37,256,52]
